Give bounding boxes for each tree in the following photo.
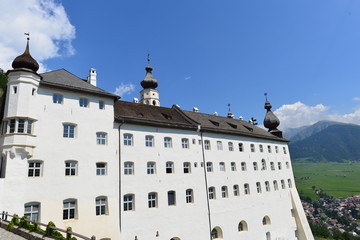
[0,68,7,91]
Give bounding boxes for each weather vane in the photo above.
[264,92,268,100]
[228,103,231,112]
[24,32,30,40]
[147,54,150,65]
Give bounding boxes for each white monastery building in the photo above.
[0,39,314,240]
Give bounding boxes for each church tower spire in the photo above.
[140,54,160,106]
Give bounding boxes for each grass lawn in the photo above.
[293,161,360,199]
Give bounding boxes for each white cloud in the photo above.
[353,97,360,101]
[114,83,136,97]
[274,101,360,129]
[0,0,76,72]
[185,76,191,80]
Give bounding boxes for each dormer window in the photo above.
[227,122,237,129]
[161,113,172,120]
[209,120,219,127]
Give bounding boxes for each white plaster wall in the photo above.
[118,124,312,240]
[0,73,120,239]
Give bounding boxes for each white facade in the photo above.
[0,47,313,240]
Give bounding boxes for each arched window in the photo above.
[262,216,271,225]
[211,227,223,239]
[250,144,255,152]
[183,162,191,173]
[259,144,263,152]
[238,143,244,152]
[24,202,40,221]
[219,162,225,171]
[256,182,262,193]
[238,220,248,232]
[96,132,107,145]
[253,162,258,171]
[281,179,286,189]
[270,162,275,170]
[231,162,236,171]
[96,196,108,215]
[186,189,193,203]
[123,194,134,211]
[123,133,133,146]
[261,159,267,170]
[148,192,157,208]
[241,162,247,171]
[204,140,211,150]
[145,135,154,147]
[124,162,134,175]
[244,183,250,195]
[265,181,270,192]
[166,161,174,174]
[288,179,293,188]
[164,137,172,148]
[221,186,228,198]
[147,162,156,174]
[206,162,213,172]
[266,231,271,240]
[273,180,278,191]
[233,185,239,196]
[65,160,78,176]
[228,142,234,151]
[63,199,77,220]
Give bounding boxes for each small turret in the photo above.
[12,36,39,72]
[263,93,282,138]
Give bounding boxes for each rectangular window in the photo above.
[164,137,172,148]
[96,197,107,215]
[53,94,63,104]
[168,191,176,206]
[204,140,211,150]
[209,187,215,199]
[186,189,193,203]
[65,161,77,176]
[274,181,279,191]
[148,193,157,208]
[63,200,76,220]
[183,162,191,173]
[1,120,8,135]
[228,142,234,151]
[24,203,40,222]
[96,163,106,175]
[181,138,189,149]
[267,145,272,153]
[147,162,156,174]
[63,124,75,138]
[124,162,134,175]
[217,141,223,150]
[278,162,282,170]
[219,162,225,171]
[281,180,286,189]
[9,119,15,133]
[259,144,263,152]
[27,120,33,134]
[123,134,133,146]
[79,97,89,107]
[275,146,279,153]
[166,162,174,174]
[283,147,287,154]
[145,135,154,147]
[28,162,41,177]
[206,162,213,172]
[18,119,25,133]
[123,195,134,211]
[99,100,105,110]
[96,132,107,145]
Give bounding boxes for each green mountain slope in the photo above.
[289,123,360,162]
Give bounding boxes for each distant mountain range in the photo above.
[286,121,360,162]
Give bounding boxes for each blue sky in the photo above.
[2,0,360,129]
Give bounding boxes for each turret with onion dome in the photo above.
[140,54,160,106]
[12,36,39,72]
[263,93,282,138]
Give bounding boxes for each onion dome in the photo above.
[263,98,280,131]
[12,38,39,72]
[141,54,158,89]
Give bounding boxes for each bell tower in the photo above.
[140,55,160,106]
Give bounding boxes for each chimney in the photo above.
[87,68,97,86]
